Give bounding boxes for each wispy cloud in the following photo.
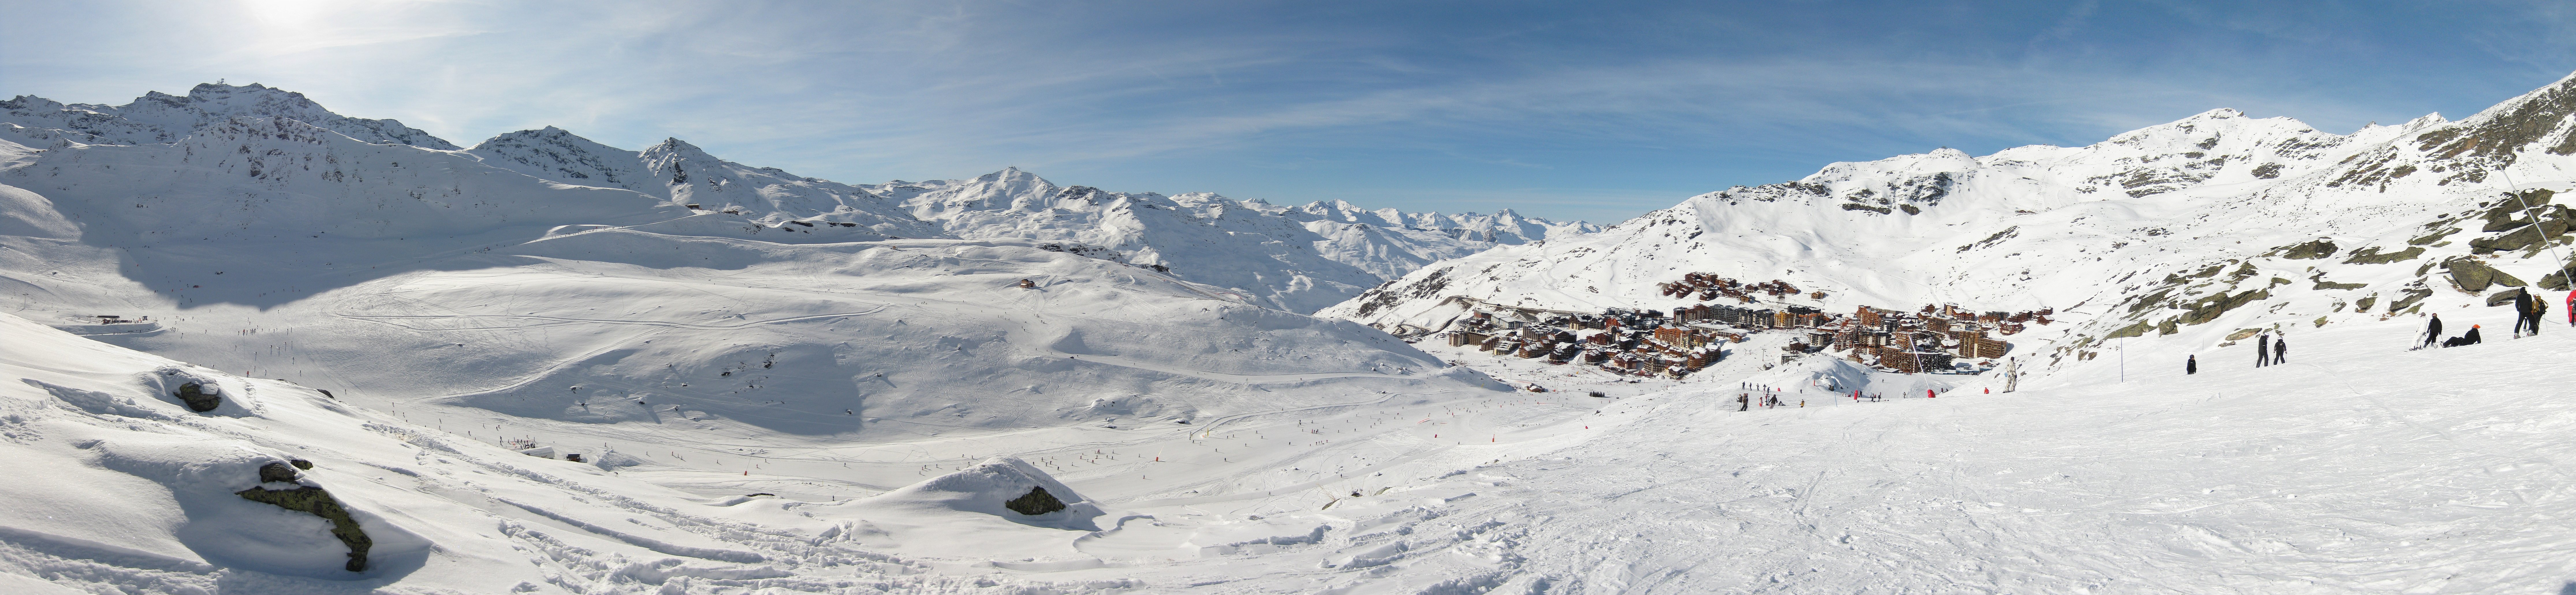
[5,0,2571,224]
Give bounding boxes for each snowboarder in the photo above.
[2186,355,2197,375]
[1926,389,1936,399]
[2421,314,2443,349]
[2255,333,2271,367]
[2272,336,2287,363]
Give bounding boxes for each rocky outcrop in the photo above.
[2343,246,2424,264]
[2444,257,2526,293]
[174,382,219,412]
[2277,239,2339,260]
[234,462,372,572]
[1003,486,1066,515]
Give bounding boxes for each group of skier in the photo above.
[2184,333,2288,375]
[2418,287,2559,348]
[2183,288,2571,374]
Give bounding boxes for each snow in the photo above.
[5,75,2576,592]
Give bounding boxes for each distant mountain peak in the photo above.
[0,81,458,150]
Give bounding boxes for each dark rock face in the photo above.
[174,382,220,412]
[1004,486,1067,515]
[2445,257,2526,293]
[258,461,300,483]
[237,463,371,572]
[2278,239,2339,260]
[2343,246,2424,264]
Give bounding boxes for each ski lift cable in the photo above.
[2499,170,2573,295]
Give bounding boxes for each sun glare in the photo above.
[243,0,338,27]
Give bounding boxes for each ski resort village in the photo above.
[10,5,2576,593]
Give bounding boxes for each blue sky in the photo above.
[5,1,2574,223]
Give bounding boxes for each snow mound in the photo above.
[863,457,1105,531]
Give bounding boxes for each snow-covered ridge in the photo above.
[1327,70,2576,383]
[2,83,457,150]
[0,83,1593,314]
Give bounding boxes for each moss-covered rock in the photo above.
[2277,239,2338,260]
[2106,320,2153,340]
[2180,289,2268,325]
[2410,228,2460,246]
[2343,246,2424,264]
[2469,219,2569,254]
[2389,286,2434,313]
[1004,486,1067,515]
[2355,293,2378,312]
[236,462,371,572]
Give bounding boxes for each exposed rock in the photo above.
[236,463,373,572]
[2180,289,2268,325]
[2277,239,2338,260]
[2444,257,2525,293]
[1003,486,1066,515]
[174,382,219,412]
[2388,284,2434,313]
[258,461,299,483]
[2105,320,2152,339]
[2342,246,2424,264]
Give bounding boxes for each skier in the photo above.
[2255,333,2271,367]
[2421,314,2443,349]
[2272,336,2287,364]
[1926,389,1936,399]
[2186,355,2197,375]
[1738,393,1749,412]
[2566,291,2574,326]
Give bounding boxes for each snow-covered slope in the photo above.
[0,83,1591,315]
[1330,72,2576,382]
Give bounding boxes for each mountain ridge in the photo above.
[1326,70,2576,383]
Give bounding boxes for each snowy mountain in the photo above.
[0,82,1591,314]
[1329,72,2576,382]
[880,167,1597,312]
[467,126,1596,312]
[3,83,457,149]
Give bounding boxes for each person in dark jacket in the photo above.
[2256,333,2271,367]
[2422,314,2443,349]
[2272,336,2287,363]
[2187,355,2197,375]
[2515,288,2536,337]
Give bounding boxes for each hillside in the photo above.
[1327,72,2576,385]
